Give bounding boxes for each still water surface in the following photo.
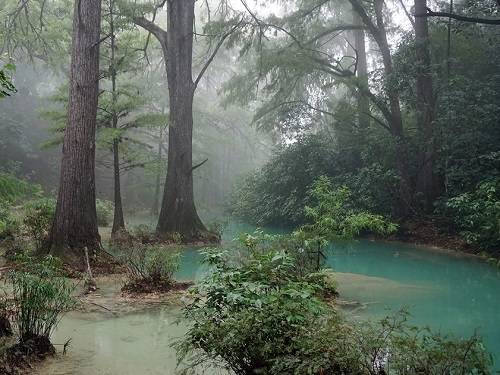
[39,223,500,373]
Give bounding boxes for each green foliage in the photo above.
[232,133,347,227]
[0,173,41,204]
[232,133,400,228]
[303,176,397,240]
[274,310,491,374]
[176,243,334,374]
[0,62,16,98]
[22,198,56,245]
[96,199,114,227]
[131,224,155,243]
[177,241,491,374]
[0,173,43,239]
[8,255,76,342]
[442,179,500,251]
[121,244,180,283]
[0,203,21,240]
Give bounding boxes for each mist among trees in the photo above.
[0,0,499,373]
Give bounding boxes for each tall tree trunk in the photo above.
[156,0,207,240]
[109,0,125,235]
[350,0,413,216]
[112,140,125,233]
[48,0,102,259]
[353,10,370,129]
[151,126,164,217]
[415,0,439,210]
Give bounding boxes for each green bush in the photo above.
[231,133,340,227]
[177,240,492,374]
[130,224,156,244]
[231,133,400,228]
[122,244,180,283]
[96,199,114,227]
[0,203,21,240]
[274,311,491,374]
[22,198,56,245]
[443,179,500,251]
[8,255,76,343]
[303,176,398,240]
[0,63,16,98]
[0,173,40,204]
[176,245,333,374]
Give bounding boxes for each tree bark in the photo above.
[151,126,164,217]
[156,0,208,240]
[350,0,413,216]
[48,0,102,258]
[414,0,439,210]
[353,10,370,129]
[109,0,125,235]
[112,141,125,233]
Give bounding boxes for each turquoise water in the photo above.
[40,224,500,373]
[177,224,500,369]
[327,240,500,366]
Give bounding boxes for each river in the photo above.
[38,223,500,373]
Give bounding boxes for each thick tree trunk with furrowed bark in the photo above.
[47,0,102,260]
[156,0,208,240]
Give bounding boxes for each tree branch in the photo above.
[415,8,500,25]
[192,158,208,171]
[397,0,415,28]
[194,18,243,89]
[133,16,168,46]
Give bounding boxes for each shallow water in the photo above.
[39,225,500,373]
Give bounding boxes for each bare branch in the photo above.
[192,158,209,171]
[194,18,243,89]
[415,7,500,25]
[133,16,168,46]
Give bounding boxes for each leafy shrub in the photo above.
[231,133,400,228]
[231,133,340,227]
[131,224,155,243]
[0,62,16,98]
[177,241,491,374]
[0,203,20,240]
[122,244,180,283]
[96,199,114,227]
[443,179,500,251]
[206,220,227,239]
[334,163,400,218]
[303,176,397,240]
[274,310,491,375]
[8,255,75,343]
[22,198,56,245]
[0,173,41,204]
[176,246,334,374]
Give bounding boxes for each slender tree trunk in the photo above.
[112,140,125,233]
[109,0,125,235]
[156,0,208,240]
[415,0,439,210]
[48,0,102,259]
[353,10,370,129]
[351,0,413,216]
[377,29,412,216]
[151,126,164,217]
